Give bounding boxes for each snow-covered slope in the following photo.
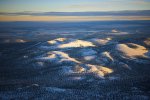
[116,43,149,58]
[89,38,116,46]
[36,51,81,65]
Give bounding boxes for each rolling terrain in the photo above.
[0,21,150,99]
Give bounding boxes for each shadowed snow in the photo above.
[80,48,97,56]
[101,52,114,62]
[45,87,66,92]
[96,52,114,65]
[144,38,150,47]
[118,62,132,70]
[79,48,97,61]
[109,31,129,35]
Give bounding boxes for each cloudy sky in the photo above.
[0,0,150,21]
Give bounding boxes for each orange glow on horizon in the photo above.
[0,15,150,21]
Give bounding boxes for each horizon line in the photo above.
[0,10,150,16]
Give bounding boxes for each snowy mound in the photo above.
[82,64,113,78]
[61,64,113,78]
[58,40,95,48]
[36,51,80,65]
[116,43,149,58]
[41,38,95,50]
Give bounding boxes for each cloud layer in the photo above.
[0,10,150,16]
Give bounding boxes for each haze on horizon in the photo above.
[0,0,150,21]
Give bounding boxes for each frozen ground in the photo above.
[0,21,150,99]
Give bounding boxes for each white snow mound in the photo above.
[58,40,95,48]
[116,43,148,58]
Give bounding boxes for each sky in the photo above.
[0,0,150,21]
[0,0,150,12]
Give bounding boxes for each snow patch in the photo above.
[118,62,132,70]
[70,76,84,80]
[111,29,119,33]
[31,84,39,87]
[15,39,26,43]
[84,56,96,61]
[45,87,66,92]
